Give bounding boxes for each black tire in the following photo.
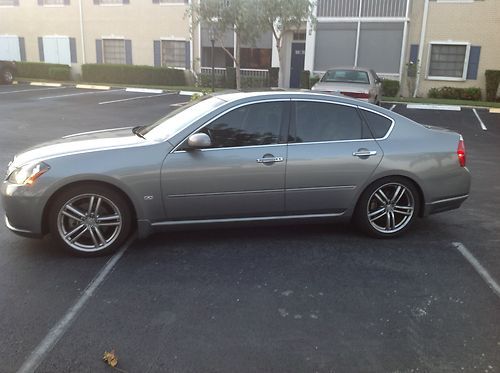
[1,69,14,84]
[48,184,133,256]
[354,177,420,238]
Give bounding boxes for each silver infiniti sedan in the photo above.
[1,91,470,256]
[311,67,382,105]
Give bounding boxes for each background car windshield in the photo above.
[141,96,226,140]
[322,70,370,84]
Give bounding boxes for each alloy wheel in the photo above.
[366,182,415,234]
[57,193,122,252]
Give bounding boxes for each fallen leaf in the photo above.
[103,350,118,368]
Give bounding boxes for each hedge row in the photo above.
[485,70,500,102]
[15,62,71,81]
[428,86,482,101]
[81,64,191,86]
[382,79,400,97]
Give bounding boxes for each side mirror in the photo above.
[187,133,212,149]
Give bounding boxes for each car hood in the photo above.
[312,81,371,92]
[10,127,147,168]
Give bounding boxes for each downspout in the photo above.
[354,0,363,67]
[413,0,429,97]
[78,0,86,64]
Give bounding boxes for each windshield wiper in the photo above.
[132,125,146,139]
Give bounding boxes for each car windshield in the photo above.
[321,69,370,84]
[139,95,226,141]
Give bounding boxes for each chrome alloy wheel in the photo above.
[57,193,122,252]
[366,183,415,234]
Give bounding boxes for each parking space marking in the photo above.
[389,104,396,111]
[453,242,500,299]
[16,237,135,373]
[472,109,488,131]
[0,87,66,95]
[407,103,461,111]
[39,89,125,100]
[98,92,175,105]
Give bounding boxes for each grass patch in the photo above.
[383,96,500,109]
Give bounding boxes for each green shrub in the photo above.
[16,62,71,80]
[197,73,226,89]
[48,67,71,81]
[485,70,500,102]
[382,79,400,97]
[300,70,311,89]
[225,67,236,89]
[81,64,190,86]
[241,75,268,89]
[268,67,279,87]
[427,86,481,101]
[309,75,320,88]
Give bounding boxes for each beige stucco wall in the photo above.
[405,0,500,98]
[0,1,197,76]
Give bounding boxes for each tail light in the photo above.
[341,91,370,99]
[457,136,466,167]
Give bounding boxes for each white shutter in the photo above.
[0,36,21,61]
[43,37,71,65]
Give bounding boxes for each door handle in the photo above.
[256,156,284,163]
[352,150,377,157]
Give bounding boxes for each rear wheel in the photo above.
[355,177,419,238]
[1,69,14,84]
[49,184,132,256]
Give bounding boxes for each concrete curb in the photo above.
[30,82,62,87]
[75,84,111,90]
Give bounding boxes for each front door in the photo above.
[285,100,383,215]
[162,101,290,221]
[289,42,305,88]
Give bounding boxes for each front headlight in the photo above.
[7,162,50,185]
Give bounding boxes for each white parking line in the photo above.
[472,108,488,131]
[407,103,461,111]
[39,89,125,100]
[16,237,135,373]
[0,87,66,95]
[389,104,396,111]
[98,92,175,105]
[453,242,500,299]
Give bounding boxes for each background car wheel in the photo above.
[355,177,420,238]
[1,69,14,84]
[49,184,133,256]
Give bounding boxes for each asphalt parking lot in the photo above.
[0,84,499,373]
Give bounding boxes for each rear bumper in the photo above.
[423,194,469,216]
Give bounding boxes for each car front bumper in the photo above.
[1,181,46,237]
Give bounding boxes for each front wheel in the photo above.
[355,177,420,238]
[49,184,133,256]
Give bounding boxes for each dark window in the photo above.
[428,44,467,78]
[202,102,284,148]
[293,102,369,142]
[360,109,392,139]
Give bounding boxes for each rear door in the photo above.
[285,100,383,215]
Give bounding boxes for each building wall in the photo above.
[416,0,500,97]
[0,1,196,76]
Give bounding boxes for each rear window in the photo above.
[360,110,393,138]
[321,69,370,84]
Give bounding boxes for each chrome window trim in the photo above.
[171,99,291,153]
[173,143,286,154]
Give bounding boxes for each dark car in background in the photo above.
[0,60,16,84]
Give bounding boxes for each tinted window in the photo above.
[202,102,284,148]
[294,102,369,142]
[361,110,392,138]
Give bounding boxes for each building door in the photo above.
[289,42,305,88]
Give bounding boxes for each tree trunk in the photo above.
[235,32,241,90]
[276,41,284,88]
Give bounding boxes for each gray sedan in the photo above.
[311,67,382,105]
[1,91,470,256]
